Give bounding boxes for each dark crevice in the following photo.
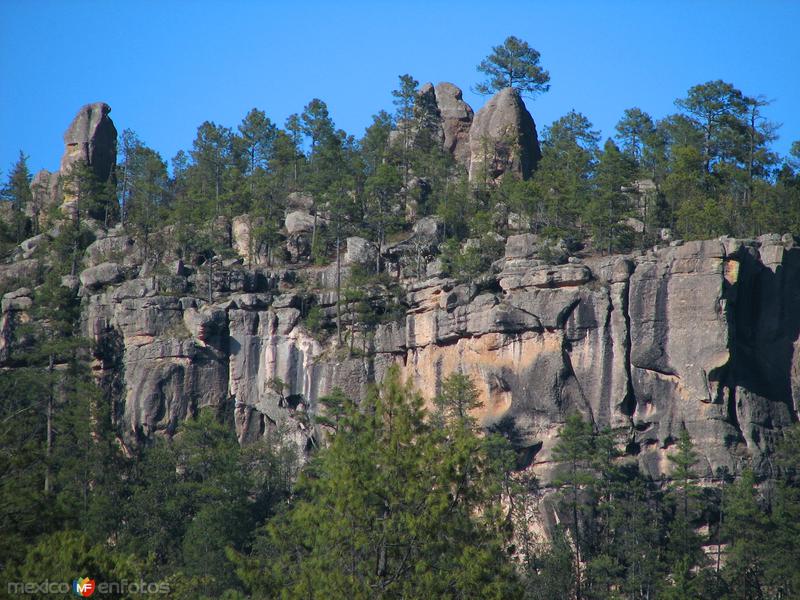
[635,364,679,378]
[560,336,595,427]
[726,385,746,445]
[556,297,581,329]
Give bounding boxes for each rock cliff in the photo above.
[5,226,796,484]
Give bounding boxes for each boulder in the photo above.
[232,214,268,265]
[2,288,32,312]
[80,262,123,289]
[344,237,378,267]
[412,216,443,243]
[505,233,540,260]
[84,233,136,268]
[286,192,314,212]
[285,210,316,235]
[468,87,541,183]
[0,259,39,291]
[17,234,48,260]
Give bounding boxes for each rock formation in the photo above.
[28,102,118,218]
[2,98,796,499]
[4,224,795,486]
[468,87,541,183]
[432,82,474,167]
[28,169,59,226]
[60,102,117,184]
[385,83,539,183]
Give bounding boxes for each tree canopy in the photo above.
[475,36,551,97]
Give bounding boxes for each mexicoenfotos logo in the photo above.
[7,578,169,595]
[72,577,95,597]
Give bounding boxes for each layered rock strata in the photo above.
[4,232,791,482]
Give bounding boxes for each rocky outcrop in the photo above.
[344,237,377,267]
[387,83,541,183]
[3,219,798,486]
[79,262,125,290]
[468,87,541,184]
[21,227,780,481]
[60,102,117,184]
[284,210,319,262]
[27,103,118,219]
[29,170,59,226]
[433,82,474,167]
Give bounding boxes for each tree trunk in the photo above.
[44,353,54,494]
[208,259,213,303]
[336,234,342,345]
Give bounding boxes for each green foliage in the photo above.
[364,162,403,263]
[615,108,655,164]
[238,366,522,599]
[61,155,119,227]
[532,110,599,237]
[475,36,551,97]
[433,371,483,429]
[584,139,637,253]
[0,150,33,245]
[118,129,169,258]
[6,531,143,600]
[440,232,504,283]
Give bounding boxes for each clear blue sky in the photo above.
[1,0,799,176]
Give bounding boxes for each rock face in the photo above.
[60,102,117,183]
[29,170,59,226]
[433,82,474,167]
[344,236,377,267]
[59,102,118,215]
[468,87,541,184]
[24,231,785,485]
[3,215,798,488]
[28,103,118,218]
[79,262,124,289]
[284,210,320,262]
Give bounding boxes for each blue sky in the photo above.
[1,0,799,176]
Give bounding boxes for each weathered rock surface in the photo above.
[60,102,117,184]
[344,236,377,267]
[3,225,798,486]
[29,170,59,225]
[433,82,474,167]
[28,103,118,218]
[285,210,315,236]
[468,87,541,183]
[80,262,124,289]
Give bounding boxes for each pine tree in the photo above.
[474,36,551,98]
[364,163,402,272]
[532,111,599,237]
[664,426,706,592]
[585,139,637,253]
[237,366,522,599]
[551,413,596,600]
[0,150,33,242]
[720,469,770,599]
[391,74,419,187]
[615,108,655,164]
